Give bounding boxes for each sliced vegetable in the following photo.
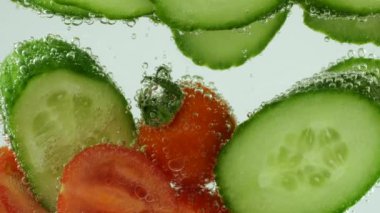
[178,187,229,213]
[57,144,179,212]
[0,36,136,211]
[173,10,288,69]
[153,0,289,30]
[326,57,380,73]
[216,71,380,213]
[0,147,47,213]
[54,0,154,19]
[304,11,380,45]
[12,0,91,17]
[298,0,380,16]
[137,67,236,187]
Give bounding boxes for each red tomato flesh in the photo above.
[178,188,229,213]
[138,84,236,187]
[0,147,47,213]
[57,144,180,213]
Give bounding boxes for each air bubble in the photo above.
[71,19,84,26]
[142,62,149,70]
[358,48,366,57]
[131,33,137,40]
[145,195,155,202]
[368,53,376,59]
[66,51,76,60]
[241,49,249,58]
[85,18,95,25]
[100,17,113,25]
[125,20,136,27]
[358,64,368,71]
[71,37,81,46]
[347,50,355,58]
[168,158,185,172]
[134,186,148,199]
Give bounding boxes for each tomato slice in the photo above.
[177,187,229,213]
[0,147,47,213]
[57,144,180,213]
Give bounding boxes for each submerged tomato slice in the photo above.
[177,187,229,213]
[57,144,180,213]
[0,147,47,213]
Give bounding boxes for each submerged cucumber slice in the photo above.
[172,11,288,70]
[54,0,154,19]
[0,36,136,211]
[298,0,380,16]
[13,0,91,17]
[153,0,289,30]
[326,57,380,74]
[216,72,380,213]
[304,12,380,46]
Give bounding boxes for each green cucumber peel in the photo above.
[153,0,290,30]
[12,0,91,17]
[304,11,380,46]
[54,0,154,19]
[216,71,380,213]
[172,10,289,70]
[0,35,136,211]
[297,0,380,16]
[326,57,380,74]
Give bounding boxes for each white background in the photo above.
[0,1,379,212]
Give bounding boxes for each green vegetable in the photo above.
[0,36,136,211]
[12,0,91,17]
[54,0,154,19]
[298,0,380,16]
[304,12,380,46]
[216,71,380,213]
[172,10,288,69]
[326,57,380,74]
[152,0,289,30]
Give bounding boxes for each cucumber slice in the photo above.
[0,36,136,211]
[54,0,154,19]
[298,0,380,16]
[304,12,380,46]
[153,0,289,30]
[172,11,288,70]
[326,57,380,74]
[216,72,380,213]
[13,0,91,17]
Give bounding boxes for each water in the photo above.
[0,1,380,212]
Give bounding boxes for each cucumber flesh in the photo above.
[153,0,289,30]
[54,0,154,19]
[0,36,136,211]
[304,12,380,46]
[298,0,380,16]
[216,72,380,213]
[172,11,288,70]
[14,0,91,17]
[326,57,380,74]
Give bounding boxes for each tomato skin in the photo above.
[0,147,47,213]
[177,187,229,213]
[138,84,236,187]
[57,144,180,213]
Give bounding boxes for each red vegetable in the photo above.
[178,187,229,213]
[57,144,180,213]
[137,71,236,187]
[0,147,47,213]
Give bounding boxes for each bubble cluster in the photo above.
[136,65,184,127]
